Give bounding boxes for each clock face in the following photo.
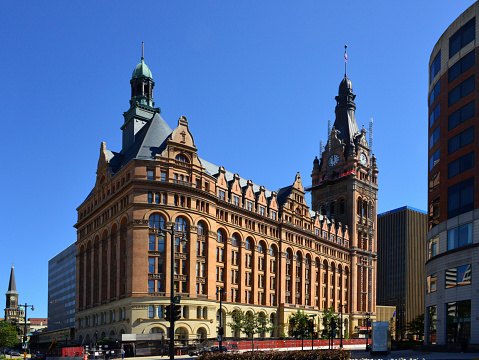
[360,152,368,166]
[328,154,340,167]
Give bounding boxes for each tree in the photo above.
[288,310,310,350]
[227,309,273,351]
[405,313,424,339]
[321,307,339,339]
[0,321,19,354]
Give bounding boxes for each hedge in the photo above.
[197,349,350,360]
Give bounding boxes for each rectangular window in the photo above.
[448,101,474,130]
[429,148,440,171]
[428,236,438,260]
[155,193,160,204]
[271,211,276,220]
[448,126,474,154]
[259,206,265,216]
[148,280,155,293]
[449,50,475,82]
[149,305,154,318]
[447,222,473,250]
[448,76,474,106]
[430,50,441,83]
[449,18,475,58]
[448,177,474,218]
[157,281,164,292]
[429,102,441,128]
[148,192,153,203]
[157,258,164,274]
[446,264,472,288]
[161,171,166,181]
[149,235,155,251]
[430,79,441,106]
[148,257,155,273]
[429,125,440,149]
[218,189,225,201]
[233,195,239,206]
[147,169,154,180]
[246,201,253,211]
[426,273,437,293]
[448,152,474,178]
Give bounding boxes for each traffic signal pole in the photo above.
[169,224,175,360]
[20,303,34,358]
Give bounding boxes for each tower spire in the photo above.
[344,45,348,77]
[7,266,17,294]
[141,41,144,60]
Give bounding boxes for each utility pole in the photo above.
[157,223,188,360]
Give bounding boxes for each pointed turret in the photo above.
[333,74,359,158]
[122,43,162,152]
[6,266,18,296]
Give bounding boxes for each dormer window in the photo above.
[246,201,253,211]
[175,154,189,163]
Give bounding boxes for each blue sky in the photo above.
[0,1,474,317]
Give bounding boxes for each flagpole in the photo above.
[344,45,348,76]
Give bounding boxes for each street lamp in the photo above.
[309,314,317,351]
[340,304,346,348]
[156,223,187,360]
[217,288,225,353]
[19,303,34,354]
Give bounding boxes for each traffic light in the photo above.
[23,336,27,343]
[313,332,318,339]
[173,305,181,321]
[164,305,172,322]
[218,327,224,336]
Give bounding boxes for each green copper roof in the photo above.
[132,58,153,79]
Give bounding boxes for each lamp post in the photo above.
[217,288,225,352]
[156,223,187,360]
[340,304,346,348]
[309,314,317,351]
[20,303,34,355]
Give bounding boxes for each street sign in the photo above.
[217,335,222,342]
[22,344,27,349]
[173,296,181,304]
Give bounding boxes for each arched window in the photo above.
[149,214,165,229]
[245,238,252,250]
[197,222,204,235]
[232,234,238,246]
[258,242,264,253]
[217,230,225,243]
[175,154,189,163]
[176,217,187,232]
[270,246,276,257]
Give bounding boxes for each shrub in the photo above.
[197,349,350,360]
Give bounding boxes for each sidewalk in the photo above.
[350,349,479,359]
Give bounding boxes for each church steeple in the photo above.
[6,266,17,295]
[5,266,21,324]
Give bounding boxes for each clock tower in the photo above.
[310,74,379,333]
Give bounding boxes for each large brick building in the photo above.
[74,55,378,347]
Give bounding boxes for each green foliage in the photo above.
[288,310,310,339]
[227,309,274,350]
[197,349,350,360]
[0,321,19,351]
[321,307,339,338]
[405,313,425,338]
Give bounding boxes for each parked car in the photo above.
[189,345,227,356]
[34,353,46,360]
[10,351,21,356]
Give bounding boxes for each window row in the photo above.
[449,49,475,83]
[449,17,475,58]
[448,76,474,107]
[447,177,474,218]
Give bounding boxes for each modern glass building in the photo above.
[426,1,479,347]
[48,243,76,331]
